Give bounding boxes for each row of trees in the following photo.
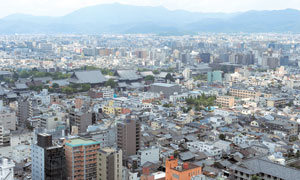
[186,94,216,107]
[29,83,91,94]
[19,70,70,79]
[19,66,115,80]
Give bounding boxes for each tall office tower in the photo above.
[31,133,66,180]
[97,147,122,180]
[69,110,93,134]
[17,97,32,125]
[242,52,255,65]
[229,53,243,64]
[280,56,289,66]
[64,138,100,180]
[199,53,211,63]
[117,118,141,158]
[181,53,188,64]
[207,71,223,83]
[262,57,280,69]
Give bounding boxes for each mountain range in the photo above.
[1,3,300,34]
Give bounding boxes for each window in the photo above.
[172,174,179,179]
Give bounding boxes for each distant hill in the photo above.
[1,3,300,34]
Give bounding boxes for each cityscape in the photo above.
[1,1,300,180]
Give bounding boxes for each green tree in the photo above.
[13,72,19,80]
[19,70,30,78]
[105,79,117,88]
[80,84,91,92]
[219,134,226,140]
[290,136,299,142]
[174,150,180,158]
[81,66,99,70]
[52,83,59,89]
[163,103,173,108]
[144,75,155,81]
[152,70,160,74]
[62,87,74,94]
[251,175,262,180]
[166,73,175,82]
[101,68,114,76]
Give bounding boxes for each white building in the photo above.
[0,157,15,180]
[138,146,160,166]
[187,141,222,159]
[31,144,45,180]
[214,108,234,117]
[233,135,257,147]
[214,140,231,154]
[0,101,16,131]
[35,89,51,105]
[183,68,192,79]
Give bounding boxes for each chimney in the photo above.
[183,162,189,170]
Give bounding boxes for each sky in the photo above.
[1,0,300,18]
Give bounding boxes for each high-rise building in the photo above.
[97,147,122,180]
[17,97,32,125]
[31,133,66,180]
[207,71,222,83]
[181,53,188,64]
[64,138,100,180]
[280,56,289,66]
[262,56,280,69]
[199,53,211,63]
[182,68,192,79]
[69,111,93,134]
[117,118,141,158]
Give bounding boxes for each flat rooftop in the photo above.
[65,138,100,147]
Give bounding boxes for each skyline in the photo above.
[1,0,300,18]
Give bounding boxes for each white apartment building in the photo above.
[0,157,15,180]
[187,141,222,159]
[138,146,160,166]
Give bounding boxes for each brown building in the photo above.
[64,138,100,180]
[69,111,93,134]
[117,118,141,158]
[216,96,235,108]
[229,88,260,99]
[97,147,122,180]
[267,98,287,107]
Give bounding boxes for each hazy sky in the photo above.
[1,0,300,18]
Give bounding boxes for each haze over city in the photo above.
[1,0,300,17]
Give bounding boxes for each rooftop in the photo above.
[65,138,100,147]
[152,83,177,88]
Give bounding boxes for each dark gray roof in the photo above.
[6,92,17,98]
[179,151,195,161]
[33,77,53,83]
[51,79,70,86]
[0,86,5,96]
[231,157,300,179]
[140,71,154,77]
[117,70,141,81]
[0,71,12,76]
[69,70,107,84]
[15,83,28,89]
[218,160,232,168]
